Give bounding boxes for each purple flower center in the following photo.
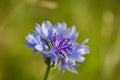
[46,33,72,52]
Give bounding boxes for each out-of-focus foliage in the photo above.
[0,0,120,80]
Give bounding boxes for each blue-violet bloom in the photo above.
[25,21,90,74]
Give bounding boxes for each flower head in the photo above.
[25,21,89,74]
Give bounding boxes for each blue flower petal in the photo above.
[42,47,56,57]
[67,51,85,62]
[50,57,58,67]
[41,21,49,37]
[66,26,76,37]
[25,34,40,44]
[61,60,78,74]
[66,64,78,74]
[61,60,67,72]
[35,44,44,51]
[54,22,66,35]
[25,42,36,48]
[68,33,79,45]
[61,22,66,30]
[35,23,42,33]
[81,38,89,45]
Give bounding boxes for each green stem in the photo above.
[44,65,51,80]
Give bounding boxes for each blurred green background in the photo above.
[0,0,120,80]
